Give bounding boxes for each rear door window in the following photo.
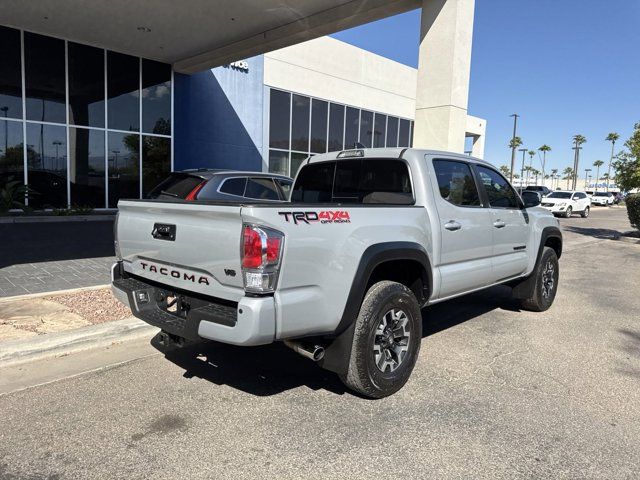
[432,160,481,207]
[245,178,280,200]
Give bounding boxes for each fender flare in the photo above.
[319,241,432,374]
[512,226,562,299]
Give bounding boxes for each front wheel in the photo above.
[581,206,590,218]
[564,206,573,218]
[340,281,422,399]
[520,247,559,312]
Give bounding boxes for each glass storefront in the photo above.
[267,88,413,178]
[0,25,172,209]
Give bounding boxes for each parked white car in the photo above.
[540,190,591,218]
[591,192,614,206]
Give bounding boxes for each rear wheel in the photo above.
[340,281,422,399]
[581,206,590,218]
[520,247,559,312]
[564,206,573,218]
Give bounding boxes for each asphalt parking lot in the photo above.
[1,206,638,479]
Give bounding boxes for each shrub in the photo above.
[626,194,640,231]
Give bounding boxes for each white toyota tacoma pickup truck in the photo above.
[112,148,562,398]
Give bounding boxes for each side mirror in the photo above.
[521,191,541,208]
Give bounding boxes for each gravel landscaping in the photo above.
[45,288,131,325]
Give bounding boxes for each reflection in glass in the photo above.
[291,95,310,152]
[108,132,139,206]
[142,135,171,196]
[68,43,105,127]
[310,99,328,154]
[107,52,140,131]
[69,128,105,207]
[0,26,23,120]
[25,33,66,124]
[0,120,24,190]
[373,113,386,148]
[344,107,359,150]
[26,123,67,208]
[268,150,288,176]
[398,119,410,148]
[269,90,290,149]
[386,117,399,148]
[290,152,308,178]
[328,103,344,152]
[359,110,373,148]
[409,121,414,147]
[142,60,171,135]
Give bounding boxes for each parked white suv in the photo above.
[540,190,590,218]
[591,192,614,206]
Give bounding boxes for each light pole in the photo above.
[584,168,591,191]
[1,106,8,154]
[509,113,519,183]
[518,148,527,187]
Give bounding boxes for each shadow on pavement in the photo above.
[562,225,622,240]
[617,328,640,379]
[153,285,520,397]
[0,221,115,268]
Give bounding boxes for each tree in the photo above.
[538,144,551,180]
[613,122,640,192]
[605,132,620,191]
[499,165,511,178]
[593,160,604,191]
[572,134,587,189]
[509,136,523,150]
[551,168,559,189]
[523,165,532,186]
[563,167,574,190]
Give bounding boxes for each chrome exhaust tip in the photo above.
[284,340,325,362]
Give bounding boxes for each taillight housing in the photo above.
[185,181,206,201]
[241,224,284,294]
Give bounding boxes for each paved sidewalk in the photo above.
[0,257,115,297]
[0,220,115,297]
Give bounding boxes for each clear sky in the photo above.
[331,0,640,177]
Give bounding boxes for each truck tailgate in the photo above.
[116,200,244,300]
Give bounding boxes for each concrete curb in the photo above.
[0,284,111,303]
[0,317,158,368]
[616,232,640,245]
[0,215,115,224]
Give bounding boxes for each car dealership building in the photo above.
[0,0,484,210]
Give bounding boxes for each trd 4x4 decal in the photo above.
[278,211,351,225]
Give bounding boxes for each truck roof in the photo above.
[307,148,494,167]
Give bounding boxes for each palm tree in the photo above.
[601,172,610,189]
[572,134,587,189]
[538,144,551,180]
[551,168,558,189]
[532,168,541,184]
[592,160,604,191]
[605,132,619,192]
[509,136,523,150]
[523,165,532,186]
[499,165,511,178]
[563,167,574,190]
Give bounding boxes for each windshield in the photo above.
[547,192,572,199]
[594,192,609,197]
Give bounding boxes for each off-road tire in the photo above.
[581,206,590,218]
[520,247,559,312]
[340,281,422,399]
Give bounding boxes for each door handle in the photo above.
[493,220,506,229]
[444,220,461,231]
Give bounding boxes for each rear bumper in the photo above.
[111,262,275,346]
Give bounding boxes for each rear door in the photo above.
[474,165,530,282]
[429,159,494,298]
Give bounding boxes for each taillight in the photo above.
[241,224,284,293]
[185,181,206,201]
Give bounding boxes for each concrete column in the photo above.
[414,0,475,153]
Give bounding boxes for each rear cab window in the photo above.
[291,159,413,204]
